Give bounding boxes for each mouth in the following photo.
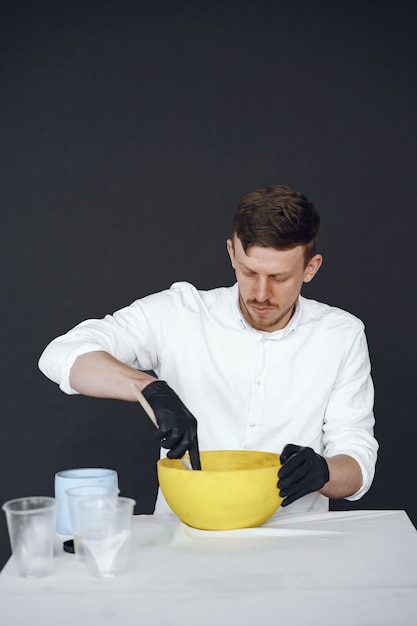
[250,304,275,316]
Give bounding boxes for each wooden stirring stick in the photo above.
[130,382,158,426]
[130,383,193,470]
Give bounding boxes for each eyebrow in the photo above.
[238,261,292,278]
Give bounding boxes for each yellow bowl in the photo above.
[157,450,283,530]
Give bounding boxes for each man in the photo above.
[39,185,378,515]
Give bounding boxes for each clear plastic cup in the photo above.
[2,496,59,578]
[78,496,136,578]
[65,485,120,558]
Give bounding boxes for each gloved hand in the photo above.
[141,380,201,470]
[277,444,329,507]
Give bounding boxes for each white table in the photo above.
[1,510,417,626]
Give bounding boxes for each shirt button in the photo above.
[249,422,256,428]
[255,379,261,385]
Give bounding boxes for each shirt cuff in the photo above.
[342,452,374,501]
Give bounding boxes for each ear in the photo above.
[303,254,322,283]
[226,239,236,269]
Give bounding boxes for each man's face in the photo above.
[227,236,322,332]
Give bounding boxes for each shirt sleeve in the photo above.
[38,293,171,395]
[322,326,378,500]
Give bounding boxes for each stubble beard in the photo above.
[240,298,281,331]
[239,296,296,332]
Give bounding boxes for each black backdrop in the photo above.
[1,0,416,567]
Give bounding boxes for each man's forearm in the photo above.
[69,351,156,401]
[320,454,362,499]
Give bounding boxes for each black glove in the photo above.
[142,380,201,470]
[277,444,329,507]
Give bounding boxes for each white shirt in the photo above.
[39,282,378,516]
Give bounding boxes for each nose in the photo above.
[254,276,272,302]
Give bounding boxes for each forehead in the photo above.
[233,236,306,273]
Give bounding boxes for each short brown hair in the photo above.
[232,185,320,263]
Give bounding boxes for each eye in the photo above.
[241,269,257,278]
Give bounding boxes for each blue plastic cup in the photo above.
[54,468,118,535]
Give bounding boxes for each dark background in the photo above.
[1,0,416,567]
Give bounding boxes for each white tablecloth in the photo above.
[1,510,417,626]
